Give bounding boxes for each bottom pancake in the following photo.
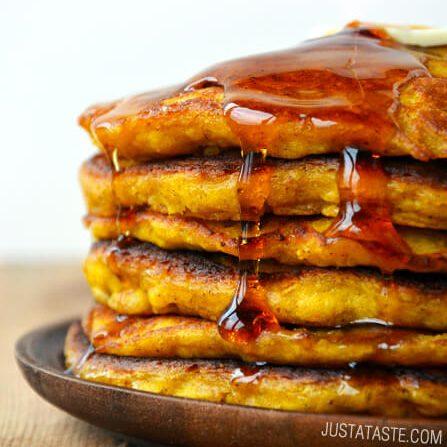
[65,321,447,417]
[83,305,447,367]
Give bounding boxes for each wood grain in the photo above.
[0,263,160,447]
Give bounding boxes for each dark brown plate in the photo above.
[15,320,447,447]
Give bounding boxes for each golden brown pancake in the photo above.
[79,72,447,162]
[86,212,447,273]
[83,304,447,367]
[86,239,447,330]
[66,321,447,417]
[80,152,447,230]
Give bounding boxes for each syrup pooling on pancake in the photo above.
[183,22,431,158]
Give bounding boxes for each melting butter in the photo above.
[385,26,447,47]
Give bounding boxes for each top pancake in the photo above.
[78,25,447,162]
[79,79,447,162]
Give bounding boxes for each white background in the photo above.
[1,0,446,261]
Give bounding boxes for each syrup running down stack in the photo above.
[65,22,447,416]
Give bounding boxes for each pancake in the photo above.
[65,321,447,417]
[86,239,447,330]
[83,304,447,367]
[86,212,447,273]
[80,152,447,230]
[79,74,447,162]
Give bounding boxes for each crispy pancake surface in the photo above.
[86,240,447,330]
[66,322,447,417]
[84,305,447,367]
[81,153,447,230]
[79,74,447,161]
[86,213,447,273]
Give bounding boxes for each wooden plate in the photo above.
[15,320,447,447]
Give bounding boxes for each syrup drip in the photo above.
[217,150,279,343]
[323,147,444,274]
[325,147,412,273]
[218,266,278,343]
[103,235,137,284]
[108,148,130,236]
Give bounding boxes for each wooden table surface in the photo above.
[0,263,162,447]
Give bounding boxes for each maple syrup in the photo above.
[218,267,278,343]
[184,22,431,158]
[64,343,95,375]
[217,150,279,343]
[188,23,431,341]
[231,364,264,384]
[325,147,445,274]
[324,147,413,274]
[87,305,137,354]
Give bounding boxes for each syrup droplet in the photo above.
[115,314,128,323]
[350,317,393,326]
[218,267,278,343]
[64,343,95,375]
[90,306,136,353]
[231,364,263,384]
[337,379,360,396]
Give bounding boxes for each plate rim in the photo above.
[15,319,447,447]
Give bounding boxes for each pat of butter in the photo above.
[385,26,447,47]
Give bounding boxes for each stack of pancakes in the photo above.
[66,23,447,418]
